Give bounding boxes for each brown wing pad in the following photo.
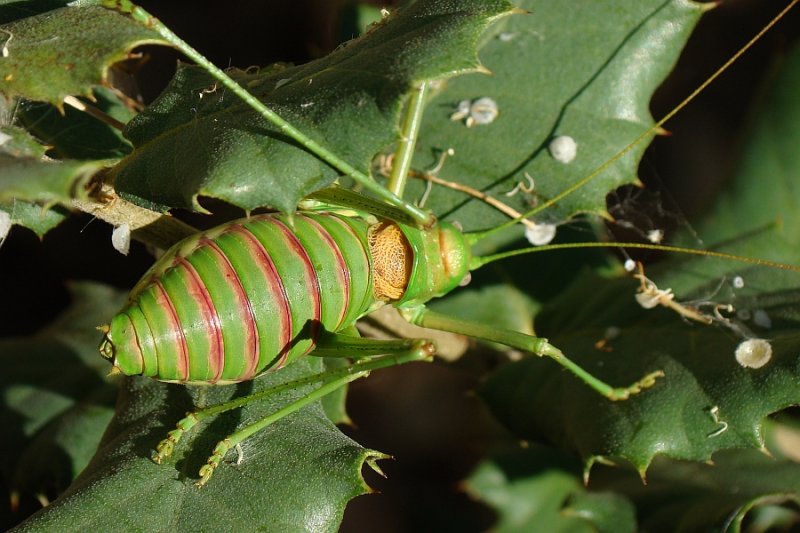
[368,222,412,301]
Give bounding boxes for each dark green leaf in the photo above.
[16,87,134,160]
[481,271,800,473]
[0,283,120,507]
[608,450,800,533]
[466,447,636,533]
[0,155,107,205]
[0,4,168,105]
[0,124,47,158]
[0,1,88,25]
[0,199,67,236]
[411,0,704,232]
[112,0,514,213]
[17,359,381,533]
[478,18,800,481]
[651,41,800,301]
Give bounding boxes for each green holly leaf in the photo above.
[411,0,704,232]
[111,0,514,213]
[0,3,168,105]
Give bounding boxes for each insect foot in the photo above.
[196,438,234,488]
[152,412,199,464]
[606,370,666,401]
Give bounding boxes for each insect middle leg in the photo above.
[153,332,436,487]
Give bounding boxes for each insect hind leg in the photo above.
[153,334,435,487]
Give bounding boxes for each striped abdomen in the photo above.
[100,213,378,384]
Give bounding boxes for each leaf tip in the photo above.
[365,451,391,479]
[474,64,494,76]
[583,455,616,485]
[759,445,774,459]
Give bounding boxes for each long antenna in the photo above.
[470,0,800,243]
[470,241,800,273]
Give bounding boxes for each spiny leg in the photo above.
[151,363,360,465]
[155,333,435,487]
[399,305,663,401]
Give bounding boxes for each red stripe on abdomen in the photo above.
[271,218,322,355]
[225,225,293,375]
[303,215,350,330]
[200,237,260,380]
[175,257,225,383]
[153,280,189,382]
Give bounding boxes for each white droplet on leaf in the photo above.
[524,222,556,246]
[548,135,577,163]
[112,223,131,256]
[735,338,772,369]
[732,276,745,289]
[624,259,636,272]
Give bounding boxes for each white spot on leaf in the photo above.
[524,222,556,246]
[548,135,577,163]
[450,97,498,127]
[735,338,772,369]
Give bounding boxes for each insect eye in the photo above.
[99,332,116,361]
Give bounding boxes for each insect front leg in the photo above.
[398,305,664,401]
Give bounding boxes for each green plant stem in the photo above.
[387,82,428,197]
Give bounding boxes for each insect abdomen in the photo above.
[102,213,375,384]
